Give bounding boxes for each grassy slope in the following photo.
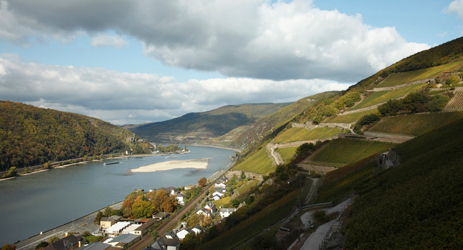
[377,60,463,87]
[323,109,380,123]
[275,147,297,162]
[352,83,425,110]
[367,111,463,136]
[273,127,342,144]
[344,117,463,249]
[233,147,274,174]
[311,139,396,165]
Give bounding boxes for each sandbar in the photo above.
[130,158,210,173]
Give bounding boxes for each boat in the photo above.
[104,161,120,166]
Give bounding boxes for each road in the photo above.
[16,202,123,250]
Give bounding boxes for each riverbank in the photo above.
[130,158,210,173]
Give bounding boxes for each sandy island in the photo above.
[130,158,210,173]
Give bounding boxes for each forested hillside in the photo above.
[128,103,291,143]
[0,101,152,170]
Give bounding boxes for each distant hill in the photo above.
[0,101,152,171]
[126,103,291,144]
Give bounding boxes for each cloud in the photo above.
[91,34,129,48]
[1,0,429,81]
[0,55,349,125]
[445,0,463,19]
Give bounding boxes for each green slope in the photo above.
[343,117,463,249]
[0,101,151,170]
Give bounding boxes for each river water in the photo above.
[0,146,236,246]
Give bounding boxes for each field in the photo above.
[323,109,380,123]
[368,112,463,136]
[376,60,463,87]
[311,139,396,165]
[237,180,259,194]
[273,127,342,143]
[275,147,297,162]
[352,84,425,110]
[214,196,231,208]
[233,147,274,174]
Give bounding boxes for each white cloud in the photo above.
[446,0,463,19]
[0,55,349,125]
[91,34,129,48]
[0,0,429,81]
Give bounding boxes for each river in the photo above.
[0,146,236,246]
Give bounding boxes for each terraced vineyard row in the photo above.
[445,91,463,110]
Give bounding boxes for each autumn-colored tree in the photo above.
[103,206,112,217]
[198,177,207,187]
[2,244,16,250]
[132,196,154,218]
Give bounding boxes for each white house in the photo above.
[220,208,237,218]
[176,228,192,240]
[214,182,226,189]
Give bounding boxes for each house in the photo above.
[106,222,131,237]
[79,242,111,250]
[106,234,140,248]
[204,202,217,214]
[218,176,228,183]
[43,235,85,250]
[176,228,193,240]
[153,212,170,220]
[215,187,227,194]
[133,219,156,236]
[155,231,180,250]
[196,208,212,217]
[214,182,226,189]
[219,208,237,218]
[191,226,205,235]
[212,194,222,201]
[170,190,186,205]
[100,216,121,229]
[121,224,141,234]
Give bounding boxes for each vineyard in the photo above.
[275,147,297,162]
[444,90,463,111]
[324,109,379,124]
[368,111,463,136]
[344,117,463,249]
[376,60,463,87]
[273,127,342,144]
[234,147,274,174]
[351,84,425,110]
[311,139,396,165]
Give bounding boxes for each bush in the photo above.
[313,210,327,222]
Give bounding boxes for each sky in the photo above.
[0,0,462,125]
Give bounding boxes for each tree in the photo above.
[94,211,103,225]
[132,196,154,218]
[47,236,59,244]
[35,242,48,250]
[198,177,207,187]
[103,206,112,217]
[313,210,327,222]
[2,245,16,250]
[446,75,459,85]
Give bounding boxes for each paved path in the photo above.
[301,220,337,250]
[300,198,352,248]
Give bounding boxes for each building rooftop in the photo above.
[109,234,139,244]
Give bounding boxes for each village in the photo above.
[37,170,265,250]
